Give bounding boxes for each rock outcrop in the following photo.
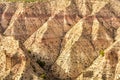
[0,0,120,80]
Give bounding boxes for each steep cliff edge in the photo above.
[0,0,120,80]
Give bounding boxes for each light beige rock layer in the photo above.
[0,0,120,80]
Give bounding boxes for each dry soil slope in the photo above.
[0,0,120,80]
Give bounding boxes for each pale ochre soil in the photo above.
[0,0,120,80]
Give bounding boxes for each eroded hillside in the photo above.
[0,0,120,80]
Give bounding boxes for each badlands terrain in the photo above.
[0,0,120,80]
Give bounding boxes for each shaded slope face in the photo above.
[0,0,120,80]
[0,3,6,33]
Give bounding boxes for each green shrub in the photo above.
[99,50,105,57]
[40,73,46,79]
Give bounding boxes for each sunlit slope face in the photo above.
[0,0,120,80]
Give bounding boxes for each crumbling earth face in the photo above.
[0,0,120,80]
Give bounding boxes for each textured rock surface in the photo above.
[0,0,120,80]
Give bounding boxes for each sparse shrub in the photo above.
[99,50,105,57]
[40,73,46,79]
[36,60,45,68]
[28,50,31,53]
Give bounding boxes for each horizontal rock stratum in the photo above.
[0,0,120,80]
